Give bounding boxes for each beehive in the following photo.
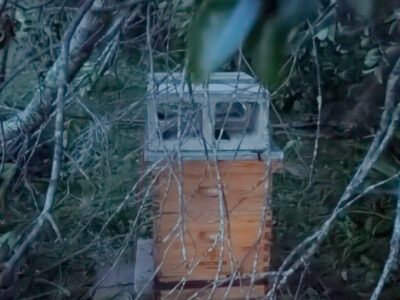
[145,72,283,299]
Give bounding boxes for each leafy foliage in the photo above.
[0,0,399,299]
[188,0,262,79]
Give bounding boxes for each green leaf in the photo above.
[373,219,393,236]
[253,18,290,88]
[0,163,18,208]
[364,48,380,68]
[346,0,373,19]
[316,27,329,41]
[303,287,320,300]
[0,231,17,249]
[341,270,348,281]
[375,66,383,84]
[360,254,371,266]
[372,156,398,177]
[278,0,318,24]
[188,0,262,78]
[366,270,380,283]
[364,217,374,233]
[352,241,370,255]
[283,139,297,152]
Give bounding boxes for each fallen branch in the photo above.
[0,0,111,146]
[0,0,94,289]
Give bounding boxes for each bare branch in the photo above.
[308,20,323,186]
[370,183,400,300]
[266,56,400,299]
[0,0,95,288]
[0,0,134,146]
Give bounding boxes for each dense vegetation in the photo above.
[0,0,398,299]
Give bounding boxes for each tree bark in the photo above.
[1,0,109,144]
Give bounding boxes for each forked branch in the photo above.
[0,0,94,290]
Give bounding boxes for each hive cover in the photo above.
[145,72,283,161]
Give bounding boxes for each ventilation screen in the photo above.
[214,102,257,140]
[157,103,202,140]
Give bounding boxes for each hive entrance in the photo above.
[214,102,258,141]
[156,102,202,140]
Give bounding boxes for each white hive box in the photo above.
[145,72,283,161]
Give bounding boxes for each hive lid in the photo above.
[144,139,283,161]
[148,72,264,101]
[145,72,283,161]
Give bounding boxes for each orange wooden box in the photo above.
[152,160,281,299]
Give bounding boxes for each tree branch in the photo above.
[265,56,400,299]
[0,0,95,289]
[370,183,400,300]
[0,0,109,145]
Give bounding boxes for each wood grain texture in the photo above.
[158,284,267,300]
[154,212,272,281]
[153,160,281,299]
[153,160,281,213]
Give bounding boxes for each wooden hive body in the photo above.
[152,160,281,299]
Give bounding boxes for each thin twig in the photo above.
[308,21,323,186]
